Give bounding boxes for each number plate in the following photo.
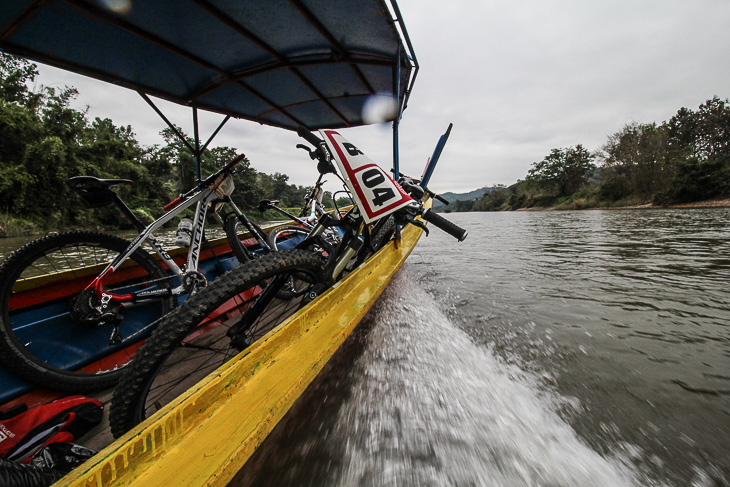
[322,130,413,223]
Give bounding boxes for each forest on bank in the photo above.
[447,96,730,213]
[3,52,728,235]
[0,53,343,237]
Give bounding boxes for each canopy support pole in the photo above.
[139,92,195,155]
[392,45,402,180]
[193,107,201,181]
[392,45,403,242]
[138,92,232,184]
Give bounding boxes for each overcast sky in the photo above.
[34,0,730,194]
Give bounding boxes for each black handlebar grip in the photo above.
[434,193,449,205]
[422,208,468,241]
[297,126,323,147]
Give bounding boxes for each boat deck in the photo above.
[57,222,423,486]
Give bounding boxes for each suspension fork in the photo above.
[225,272,290,348]
[226,198,272,251]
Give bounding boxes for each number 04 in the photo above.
[361,168,396,207]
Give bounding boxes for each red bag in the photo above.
[0,396,103,463]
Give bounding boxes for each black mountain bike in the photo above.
[0,155,333,392]
[109,127,467,438]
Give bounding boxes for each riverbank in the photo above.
[610,198,730,210]
[515,197,730,212]
[0,207,295,239]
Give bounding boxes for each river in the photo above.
[231,209,729,487]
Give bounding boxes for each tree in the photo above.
[0,52,42,109]
[666,96,730,162]
[525,145,595,197]
[600,122,672,196]
[656,97,730,203]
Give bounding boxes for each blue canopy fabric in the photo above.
[0,0,418,131]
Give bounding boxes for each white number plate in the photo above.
[321,130,413,224]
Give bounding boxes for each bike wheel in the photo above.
[0,457,62,486]
[224,214,257,263]
[265,224,311,251]
[109,249,325,438]
[0,231,174,392]
[371,216,396,251]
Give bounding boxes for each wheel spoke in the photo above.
[1,233,173,391]
[112,250,325,437]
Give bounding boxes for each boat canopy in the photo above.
[0,0,418,131]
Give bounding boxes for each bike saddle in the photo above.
[68,176,133,190]
[258,199,279,212]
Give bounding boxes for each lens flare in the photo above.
[362,93,398,125]
[99,0,132,15]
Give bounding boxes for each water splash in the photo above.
[328,267,645,486]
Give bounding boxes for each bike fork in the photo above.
[225,273,289,350]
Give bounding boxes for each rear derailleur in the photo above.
[69,288,125,345]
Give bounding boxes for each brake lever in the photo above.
[395,207,429,236]
[296,144,317,160]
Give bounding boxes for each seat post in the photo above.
[112,193,147,232]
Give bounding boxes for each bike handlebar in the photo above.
[296,126,336,175]
[432,193,450,205]
[421,208,468,242]
[224,153,246,170]
[297,126,323,147]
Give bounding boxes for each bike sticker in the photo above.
[321,130,413,224]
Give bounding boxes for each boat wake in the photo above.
[327,266,650,487]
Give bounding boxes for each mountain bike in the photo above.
[227,170,347,258]
[109,128,467,437]
[263,176,349,252]
[0,154,284,392]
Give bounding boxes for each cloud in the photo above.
[33,0,730,194]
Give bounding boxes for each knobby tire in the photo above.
[109,249,325,438]
[0,231,174,392]
[224,215,256,263]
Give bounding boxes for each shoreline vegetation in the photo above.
[515,197,730,212]
[440,96,729,215]
[0,54,353,239]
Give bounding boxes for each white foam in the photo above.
[329,267,644,487]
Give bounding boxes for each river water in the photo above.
[231,209,729,487]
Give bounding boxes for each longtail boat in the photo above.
[0,1,451,485]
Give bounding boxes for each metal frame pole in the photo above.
[193,107,202,182]
[138,93,231,184]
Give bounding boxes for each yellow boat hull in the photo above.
[57,222,424,487]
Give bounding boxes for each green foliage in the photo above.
[466,96,730,213]
[0,53,330,236]
[600,122,672,196]
[654,156,730,205]
[525,145,596,197]
[472,184,528,211]
[0,53,42,109]
[335,194,354,209]
[596,98,730,205]
[473,186,508,211]
[667,96,730,161]
[0,213,41,237]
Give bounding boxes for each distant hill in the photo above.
[433,187,493,211]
